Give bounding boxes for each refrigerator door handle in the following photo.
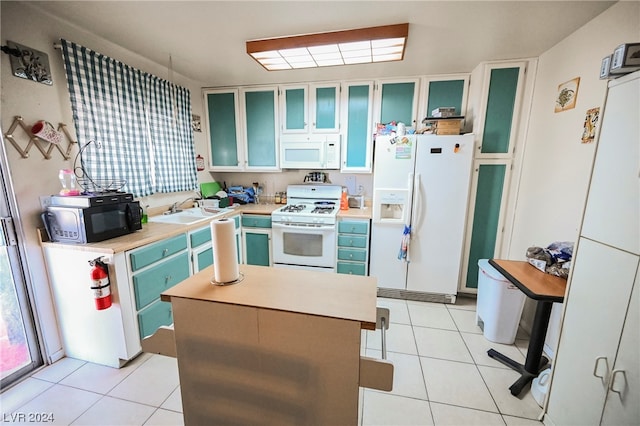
[412,173,423,229]
[406,173,414,225]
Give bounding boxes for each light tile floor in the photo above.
[1,297,543,425]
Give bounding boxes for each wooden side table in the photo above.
[488,259,567,396]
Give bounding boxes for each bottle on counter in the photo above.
[275,192,281,204]
[340,187,349,210]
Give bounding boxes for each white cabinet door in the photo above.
[601,268,639,425]
[581,73,639,255]
[546,238,639,425]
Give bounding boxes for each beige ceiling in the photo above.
[28,1,615,87]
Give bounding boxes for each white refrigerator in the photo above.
[370,133,474,301]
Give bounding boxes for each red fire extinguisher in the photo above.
[195,154,205,171]
[89,257,112,310]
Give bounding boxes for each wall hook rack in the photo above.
[3,116,76,160]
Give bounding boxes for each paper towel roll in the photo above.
[210,218,239,283]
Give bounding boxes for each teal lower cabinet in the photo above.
[336,219,370,276]
[137,299,173,339]
[189,225,213,272]
[241,214,271,266]
[128,233,190,339]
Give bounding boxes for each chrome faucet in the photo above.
[167,197,196,214]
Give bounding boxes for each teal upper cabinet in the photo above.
[474,63,526,156]
[375,78,419,129]
[281,83,340,135]
[341,81,374,172]
[281,85,307,134]
[241,86,279,170]
[203,89,242,170]
[417,75,469,126]
[310,83,340,133]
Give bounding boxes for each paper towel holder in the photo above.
[210,272,244,286]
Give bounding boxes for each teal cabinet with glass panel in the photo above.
[461,62,527,291]
[240,86,279,170]
[374,78,420,130]
[280,83,340,135]
[417,75,469,131]
[203,88,243,171]
[341,81,374,172]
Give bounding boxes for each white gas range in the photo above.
[271,185,342,272]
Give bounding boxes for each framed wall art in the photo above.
[582,107,600,143]
[555,77,580,113]
[6,41,53,85]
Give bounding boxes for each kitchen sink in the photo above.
[148,207,230,225]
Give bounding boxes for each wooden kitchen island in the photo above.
[143,264,389,425]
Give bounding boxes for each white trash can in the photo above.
[475,259,526,344]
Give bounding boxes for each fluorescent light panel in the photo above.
[247,23,408,71]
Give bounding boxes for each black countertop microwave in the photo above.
[43,192,142,244]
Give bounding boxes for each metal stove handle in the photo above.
[272,222,335,230]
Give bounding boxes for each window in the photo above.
[60,39,197,196]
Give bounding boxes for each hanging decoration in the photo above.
[2,41,53,85]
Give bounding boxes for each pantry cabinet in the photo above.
[545,71,639,426]
[241,214,272,266]
[460,61,528,291]
[336,219,370,276]
[280,83,340,134]
[341,81,374,172]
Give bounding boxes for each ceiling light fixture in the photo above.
[246,23,409,71]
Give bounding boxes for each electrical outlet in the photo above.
[344,176,356,194]
[358,185,365,195]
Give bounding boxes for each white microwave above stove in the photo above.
[280,135,341,170]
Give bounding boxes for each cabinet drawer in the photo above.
[241,215,272,228]
[195,247,213,272]
[338,235,367,248]
[133,252,190,310]
[138,299,173,339]
[233,215,241,228]
[130,234,188,271]
[337,262,366,276]
[338,221,369,235]
[190,227,212,248]
[338,248,367,262]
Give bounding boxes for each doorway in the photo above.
[0,133,43,389]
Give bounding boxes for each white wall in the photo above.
[507,1,640,355]
[0,1,210,360]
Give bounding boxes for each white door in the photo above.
[581,72,639,254]
[406,134,474,295]
[546,238,639,425]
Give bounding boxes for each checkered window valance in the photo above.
[60,39,197,197]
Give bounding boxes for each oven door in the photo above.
[272,222,336,269]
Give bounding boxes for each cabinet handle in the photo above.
[349,253,353,258]
[165,275,172,283]
[593,356,609,379]
[162,248,169,256]
[609,369,627,395]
